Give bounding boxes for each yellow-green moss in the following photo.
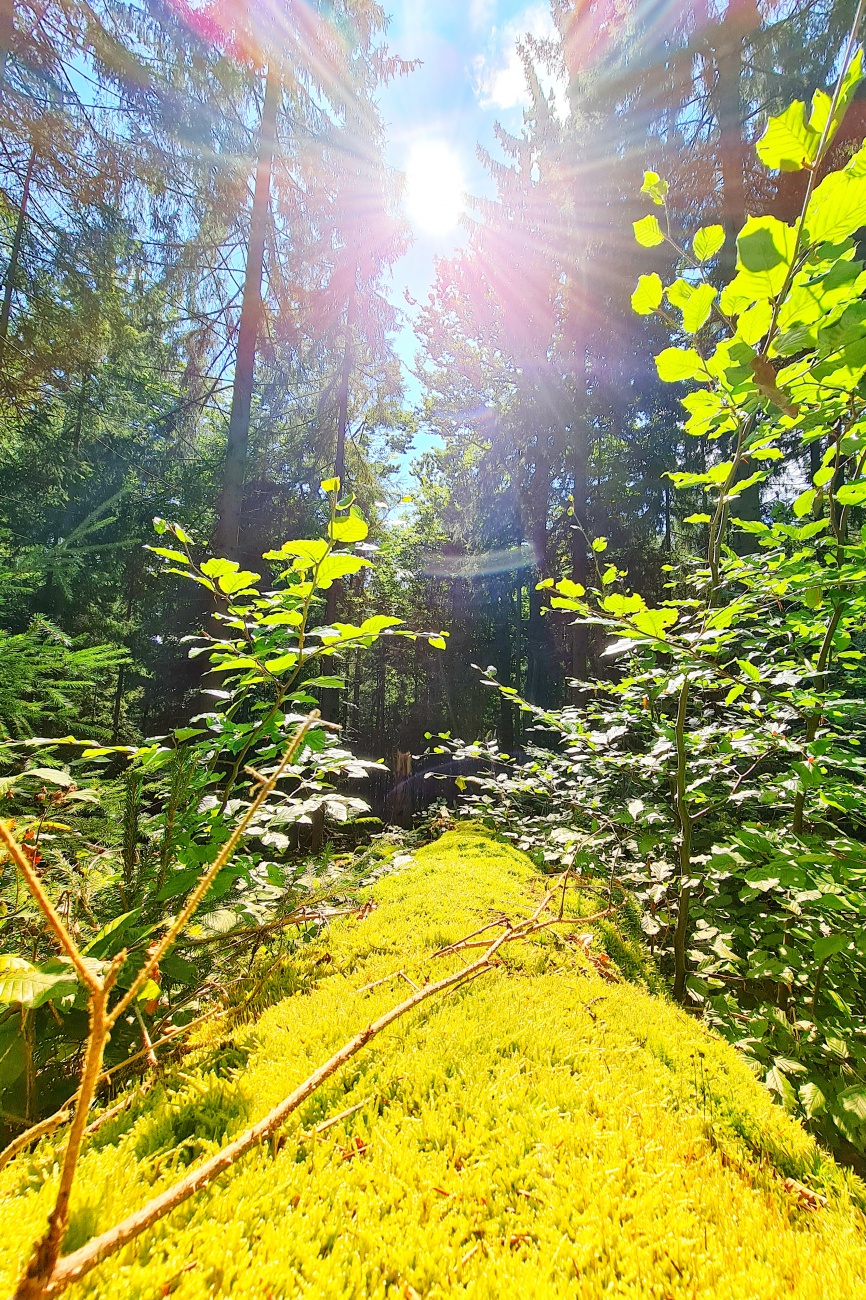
[2,828,866,1297]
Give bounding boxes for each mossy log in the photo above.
[2,828,866,1297]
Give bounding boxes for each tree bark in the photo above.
[569,407,589,695]
[214,63,281,559]
[0,145,34,376]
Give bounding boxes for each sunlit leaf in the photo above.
[631,272,663,315]
[693,225,725,261]
[756,101,819,172]
[633,214,664,247]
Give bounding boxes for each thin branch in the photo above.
[43,928,513,1296]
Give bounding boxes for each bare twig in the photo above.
[357,970,420,995]
[41,926,512,1296]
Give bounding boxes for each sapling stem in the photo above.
[2,714,321,1300]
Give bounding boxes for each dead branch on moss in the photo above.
[427,872,615,962]
[39,923,513,1297]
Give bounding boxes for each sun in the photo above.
[403,141,465,237]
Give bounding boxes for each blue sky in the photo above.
[375,1,562,419]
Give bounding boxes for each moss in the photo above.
[2,827,865,1297]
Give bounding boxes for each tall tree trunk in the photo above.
[711,2,761,546]
[0,146,34,375]
[322,270,357,721]
[569,406,589,695]
[333,266,357,494]
[0,0,14,92]
[711,2,756,276]
[214,63,280,559]
[494,577,514,753]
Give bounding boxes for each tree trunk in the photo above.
[569,408,589,695]
[333,267,357,494]
[214,63,280,559]
[0,146,34,375]
[0,0,14,92]
[322,271,358,719]
[712,2,761,547]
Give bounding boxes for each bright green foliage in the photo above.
[0,487,446,1130]
[447,50,866,1162]
[2,830,865,1296]
[0,620,125,740]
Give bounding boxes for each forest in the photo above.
[4,0,866,1295]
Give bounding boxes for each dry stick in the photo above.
[7,715,320,1300]
[43,928,512,1297]
[13,957,124,1300]
[437,909,612,952]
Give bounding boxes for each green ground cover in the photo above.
[3,828,865,1297]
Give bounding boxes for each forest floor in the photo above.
[3,827,866,1298]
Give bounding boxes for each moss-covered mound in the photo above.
[3,828,866,1297]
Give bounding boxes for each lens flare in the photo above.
[404,141,465,237]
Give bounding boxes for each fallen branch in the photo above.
[41,925,511,1296]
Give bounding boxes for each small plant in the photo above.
[0,481,447,1138]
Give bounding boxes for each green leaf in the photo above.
[633,214,665,247]
[320,476,340,492]
[147,547,190,564]
[737,658,761,682]
[591,538,608,552]
[835,480,866,506]
[82,910,141,956]
[0,955,78,1008]
[836,1085,866,1124]
[693,225,725,261]
[808,50,863,141]
[631,608,678,639]
[766,1064,797,1110]
[21,767,74,786]
[601,593,647,616]
[682,283,717,333]
[666,278,692,308]
[805,166,866,246]
[217,570,260,595]
[799,1080,827,1117]
[756,101,819,172]
[655,348,707,383]
[684,513,711,524]
[210,656,259,673]
[736,299,773,347]
[554,578,585,598]
[793,488,817,518]
[329,514,369,543]
[631,272,663,315]
[304,675,344,689]
[640,170,668,205]
[814,933,848,962]
[314,555,373,588]
[137,979,161,1004]
[351,615,403,637]
[428,635,447,650]
[263,539,329,566]
[200,558,239,579]
[262,653,299,673]
[735,216,796,298]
